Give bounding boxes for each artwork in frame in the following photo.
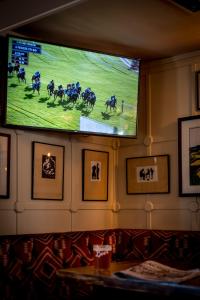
[0,133,10,198]
[126,155,170,194]
[196,71,200,110]
[82,149,109,201]
[32,141,64,200]
[178,115,200,196]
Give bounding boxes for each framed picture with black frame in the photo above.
[82,149,109,201]
[32,141,64,200]
[178,115,200,196]
[126,155,170,194]
[0,133,10,198]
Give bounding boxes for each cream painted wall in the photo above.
[1,51,200,235]
[118,51,200,231]
[0,127,118,235]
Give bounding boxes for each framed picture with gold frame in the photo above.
[126,155,170,194]
[32,141,64,200]
[82,149,109,201]
[0,133,10,198]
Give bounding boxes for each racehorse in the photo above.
[76,86,81,96]
[80,91,87,101]
[47,80,55,96]
[8,63,14,76]
[81,90,91,102]
[87,93,96,108]
[65,84,81,99]
[13,61,20,74]
[17,69,26,83]
[67,91,79,105]
[32,71,40,83]
[81,89,96,107]
[105,98,117,111]
[53,88,65,103]
[32,80,40,95]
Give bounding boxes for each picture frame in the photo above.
[82,149,109,201]
[196,71,200,110]
[178,115,200,196]
[126,155,170,194]
[0,133,10,198]
[32,141,64,200]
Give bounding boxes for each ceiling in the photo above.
[1,0,200,61]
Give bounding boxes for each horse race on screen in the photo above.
[6,37,140,137]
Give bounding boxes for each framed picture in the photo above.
[0,133,10,198]
[32,142,64,200]
[178,115,200,196]
[196,71,200,110]
[126,155,170,194]
[82,149,109,201]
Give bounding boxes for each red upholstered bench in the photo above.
[1,229,200,300]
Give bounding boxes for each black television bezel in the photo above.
[1,34,141,139]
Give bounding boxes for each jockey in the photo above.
[14,60,20,74]
[85,87,91,94]
[33,78,40,89]
[15,60,20,67]
[34,71,40,78]
[90,91,95,97]
[47,80,54,95]
[8,62,13,73]
[76,81,80,88]
[19,67,25,75]
[58,85,64,93]
[50,80,54,88]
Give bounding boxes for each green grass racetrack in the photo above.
[6,38,139,136]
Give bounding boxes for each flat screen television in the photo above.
[2,35,140,138]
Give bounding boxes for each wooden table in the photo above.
[57,261,200,299]
[57,261,134,277]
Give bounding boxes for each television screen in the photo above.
[3,35,140,138]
